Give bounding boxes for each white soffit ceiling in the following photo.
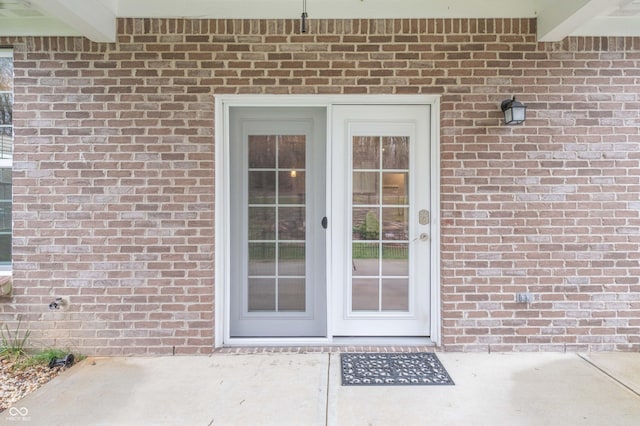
[0,0,639,42]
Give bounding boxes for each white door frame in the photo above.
[214,95,441,347]
[228,107,327,337]
[331,105,431,336]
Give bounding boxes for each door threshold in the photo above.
[222,336,435,348]
[223,337,333,347]
[330,337,435,346]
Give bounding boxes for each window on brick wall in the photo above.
[0,50,13,270]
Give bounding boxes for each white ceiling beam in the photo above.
[28,0,116,42]
[537,0,624,41]
[115,0,537,19]
[0,17,81,37]
[570,16,640,36]
[2,0,638,40]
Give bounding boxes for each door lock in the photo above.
[419,233,429,241]
[419,209,430,225]
[321,217,328,229]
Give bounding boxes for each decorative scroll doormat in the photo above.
[340,353,455,386]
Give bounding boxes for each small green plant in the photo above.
[357,211,380,240]
[14,348,69,369]
[0,316,31,359]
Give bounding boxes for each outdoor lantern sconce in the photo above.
[501,97,527,125]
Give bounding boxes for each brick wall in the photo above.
[0,18,638,354]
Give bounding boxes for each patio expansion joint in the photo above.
[577,353,640,399]
[324,353,330,426]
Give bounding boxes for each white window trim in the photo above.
[0,49,13,167]
[0,49,12,274]
[214,95,441,348]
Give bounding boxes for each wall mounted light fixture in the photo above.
[501,97,527,125]
[301,0,308,33]
[49,297,65,310]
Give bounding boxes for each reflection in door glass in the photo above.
[351,135,410,312]
[381,279,409,311]
[352,278,379,311]
[248,171,276,204]
[352,208,379,241]
[382,207,408,240]
[278,207,305,240]
[247,135,306,313]
[248,207,276,240]
[382,136,409,169]
[352,136,380,169]
[248,243,276,275]
[249,135,276,168]
[278,243,305,276]
[279,278,305,311]
[278,135,305,168]
[352,172,379,204]
[352,242,379,276]
[382,172,408,205]
[381,243,408,276]
[248,278,276,311]
[279,171,305,204]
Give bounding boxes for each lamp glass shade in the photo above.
[501,98,526,125]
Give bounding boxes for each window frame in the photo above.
[0,49,13,273]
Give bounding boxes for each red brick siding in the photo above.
[0,18,639,354]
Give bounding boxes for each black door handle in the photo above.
[321,217,328,229]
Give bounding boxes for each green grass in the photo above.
[1,317,83,370]
[0,316,30,359]
[13,348,70,370]
[352,244,408,260]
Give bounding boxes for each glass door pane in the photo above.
[352,136,411,312]
[247,135,306,313]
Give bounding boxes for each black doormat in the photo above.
[340,352,455,386]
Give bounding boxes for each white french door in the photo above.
[221,98,435,342]
[229,107,327,337]
[331,105,431,336]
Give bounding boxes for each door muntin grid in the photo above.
[247,134,307,313]
[351,135,411,313]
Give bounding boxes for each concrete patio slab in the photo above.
[580,352,640,396]
[329,352,640,426]
[3,354,328,426]
[3,352,639,426]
